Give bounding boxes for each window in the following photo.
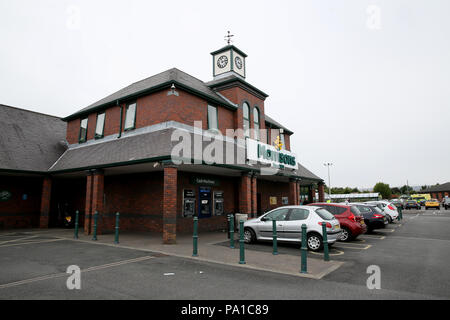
[253,107,260,141]
[207,105,218,130]
[264,208,289,221]
[124,102,136,130]
[288,208,309,221]
[243,102,250,138]
[95,112,105,139]
[79,117,88,143]
[315,209,334,220]
[280,130,285,150]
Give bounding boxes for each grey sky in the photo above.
[1,0,449,189]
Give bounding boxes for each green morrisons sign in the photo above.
[246,138,298,170]
[257,144,297,167]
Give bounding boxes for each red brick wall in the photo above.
[163,166,177,243]
[0,175,42,229]
[257,179,291,213]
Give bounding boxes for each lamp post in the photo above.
[324,163,333,201]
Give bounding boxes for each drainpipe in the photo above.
[117,100,123,138]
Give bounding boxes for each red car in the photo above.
[307,203,367,241]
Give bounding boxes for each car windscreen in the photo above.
[356,205,371,213]
[372,207,383,214]
[350,206,362,216]
[315,208,334,220]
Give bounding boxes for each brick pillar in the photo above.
[289,178,297,205]
[84,171,93,235]
[91,169,105,234]
[39,176,52,228]
[239,173,252,215]
[318,182,325,202]
[296,180,301,205]
[163,166,178,244]
[251,174,257,218]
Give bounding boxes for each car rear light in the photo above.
[388,205,395,211]
[348,213,357,222]
[319,222,332,229]
[373,214,384,218]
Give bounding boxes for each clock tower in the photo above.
[211,45,247,80]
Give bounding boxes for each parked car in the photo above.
[443,197,450,210]
[390,199,404,209]
[243,206,342,252]
[364,200,399,223]
[425,199,440,210]
[307,203,367,241]
[349,203,388,233]
[405,200,421,210]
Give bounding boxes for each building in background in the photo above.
[418,183,450,201]
[0,44,325,242]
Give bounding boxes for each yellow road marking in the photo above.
[310,249,344,256]
[334,244,372,250]
[361,235,385,239]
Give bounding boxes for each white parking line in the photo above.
[0,239,65,248]
[0,256,154,289]
[310,249,344,256]
[0,235,38,245]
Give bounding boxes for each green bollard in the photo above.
[321,222,330,262]
[300,224,307,273]
[398,207,403,221]
[74,210,79,239]
[114,212,120,244]
[272,220,278,255]
[92,211,98,241]
[192,217,198,257]
[239,220,246,264]
[230,215,235,249]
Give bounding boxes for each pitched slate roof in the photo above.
[296,162,322,181]
[0,104,67,172]
[64,68,237,121]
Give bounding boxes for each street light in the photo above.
[324,163,333,202]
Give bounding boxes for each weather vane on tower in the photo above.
[224,31,234,45]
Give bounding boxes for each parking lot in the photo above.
[0,208,449,300]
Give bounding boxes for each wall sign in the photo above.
[190,177,220,186]
[282,197,289,205]
[0,190,12,201]
[246,138,298,170]
[270,197,277,205]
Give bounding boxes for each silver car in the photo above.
[243,206,342,252]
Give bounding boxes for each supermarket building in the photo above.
[0,45,325,243]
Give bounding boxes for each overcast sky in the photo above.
[1,0,449,189]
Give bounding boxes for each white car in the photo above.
[364,200,398,223]
[243,205,342,252]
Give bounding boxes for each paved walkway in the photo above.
[2,228,344,280]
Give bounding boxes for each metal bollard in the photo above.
[192,217,198,257]
[239,220,246,264]
[114,212,120,244]
[321,222,330,262]
[398,207,403,221]
[227,215,230,239]
[272,220,278,255]
[74,210,79,239]
[92,211,98,241]
[300,224,307,273]
[230,215,235,249]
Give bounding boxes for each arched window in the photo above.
[243,102,250,138]
[253,107,260,141]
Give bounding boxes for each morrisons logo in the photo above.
[257,144,296,167]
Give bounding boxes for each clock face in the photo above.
[235,56,243,69]
[217,55,228,69]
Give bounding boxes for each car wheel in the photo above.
[306,233,323,252]
[244,228,256,244]
[340,227,352,242]
[387,215,393,223]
